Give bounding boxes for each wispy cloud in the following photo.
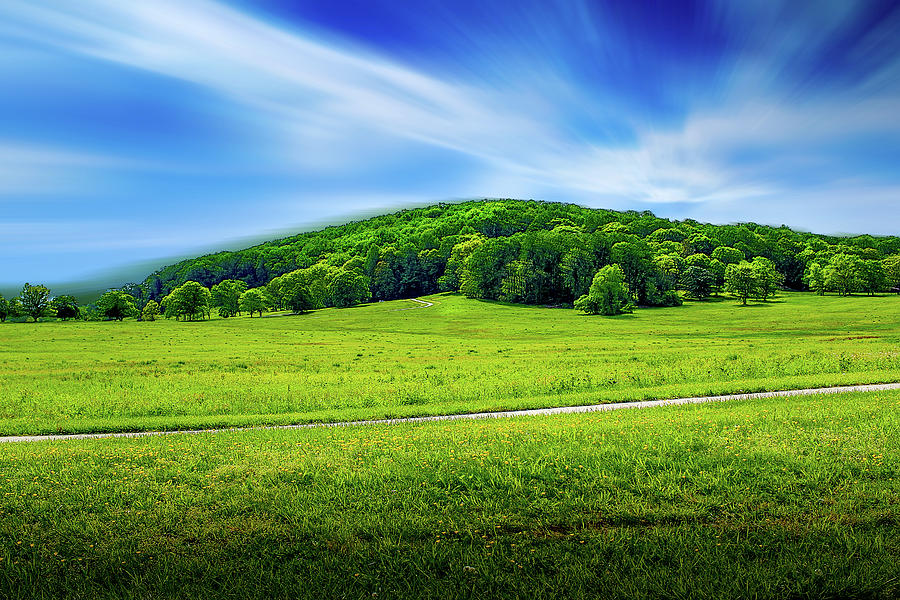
[1,0,898,284]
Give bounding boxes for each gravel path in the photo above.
[2,382,898,444]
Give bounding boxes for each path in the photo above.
[2,382,898,444]
[390,297,434,311]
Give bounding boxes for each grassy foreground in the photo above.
[0,390,898,599]
[1,292,899,436]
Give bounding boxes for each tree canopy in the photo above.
[19,283,52,322]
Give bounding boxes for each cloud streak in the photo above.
[1,0,899,284]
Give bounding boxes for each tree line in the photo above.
[3,200,899,322]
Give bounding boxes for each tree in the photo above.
[96,290,138,321]
[19,283,52,322]
[574,265,632,316]
[211,279,248,318]
[724,262,757,305]
[711,246,745,265]
[681,266,715,300]
[327,270,370,308]
[163,281,211,321]
[142,300,160,321]
[751,257,783,301]
[0,295,9,322]
[803,263,826,295]
[283,284,314,313]
[52,295,79,320]
[883,255,900,293]
[858,260,887,296]
[239,288,267,317]
[824,253,862,296]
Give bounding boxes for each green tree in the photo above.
[327,270,370,308]
[803,262,826,295]
[574,265,631,316]
[858,260,887,296]
[239,288,267,317]
[164,281,211,321]
[96,290,138,321]
[19,283,52,322]
[883,255,900,293]
[0,294,9,322]
[52,295,79,320]
[211,279,248,318]
[751,257,783,301]
[824,253,862,296]
[681,266,715,300]
[724,262,757,305]
[142,300,160,321]
[711,246,745,265]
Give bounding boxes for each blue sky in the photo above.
[1,0,899,290]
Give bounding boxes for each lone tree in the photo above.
[52,295,80,320]
[141,300,160,321]
[96,290,138,321]
[724,262,757,305]
[574,264,631,315]
[19,283,52,322]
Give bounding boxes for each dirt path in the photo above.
[2,382,898,444]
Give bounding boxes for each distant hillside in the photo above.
[140,199,900,304]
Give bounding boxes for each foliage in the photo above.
[211,279,248,318]
[138,199,900,312]
[163,281,211,321]
[142,300,160,321]
[724,262,757,305]
[19,283,52,322]
[681,266,716,300]
[803,262,826,295]
[96,290,138,321]
[574,265,632,315]
[327,270,369,308]
[884,255,900,293]
[239,288,268,317]
[0,294,9,323]
[824,253,862,296]
[750,257,784,301]
[51,295,79,320]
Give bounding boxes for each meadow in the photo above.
[0,389,897,599]
[1,292,899,436]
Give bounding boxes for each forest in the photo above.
[3,199,900,322]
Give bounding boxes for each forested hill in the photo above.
[140,199,900,306]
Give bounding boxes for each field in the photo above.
[1,292,899,436]
[1,389,898,599]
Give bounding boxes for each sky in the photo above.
[2,0,899,291]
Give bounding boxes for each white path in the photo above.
[390,297,434,311]
[2,382,898,444]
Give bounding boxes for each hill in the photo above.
[139,199,900,306]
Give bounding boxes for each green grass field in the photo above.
[1,292,898,436]
[1,389,897,599]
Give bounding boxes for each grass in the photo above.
[0,389,897,599]
[1,292,899,436]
